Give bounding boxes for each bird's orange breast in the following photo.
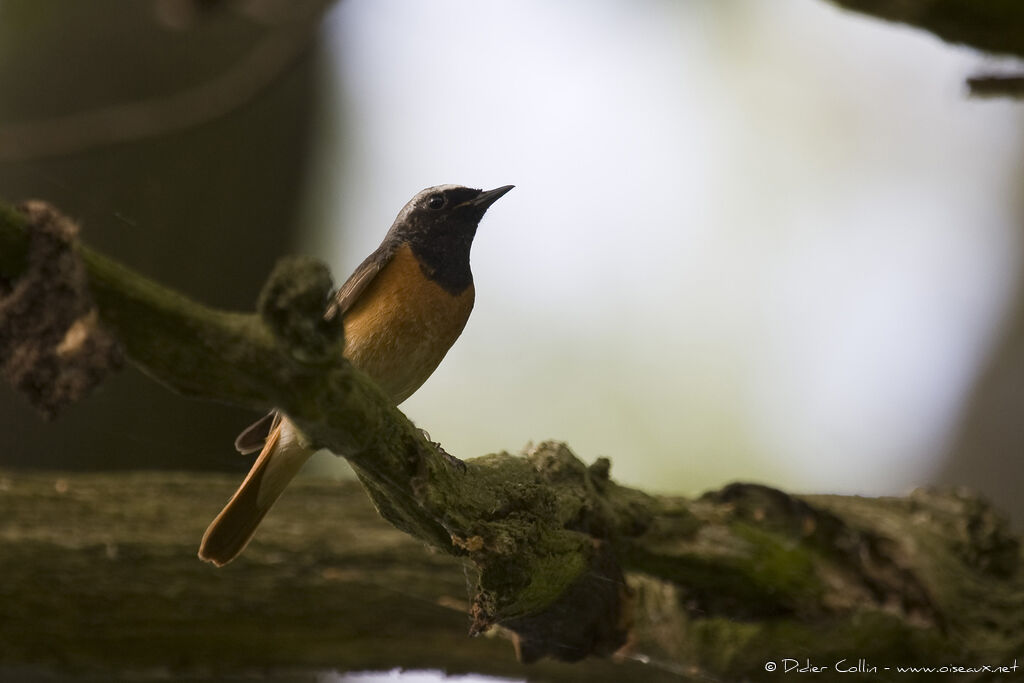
[342,243,474,404]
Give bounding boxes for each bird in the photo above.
[198,184,514,566]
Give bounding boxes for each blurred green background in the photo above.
[2,0,1023,526]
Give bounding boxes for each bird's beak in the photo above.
[469,185,515,209]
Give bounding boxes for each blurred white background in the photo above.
[300,0,1023,499]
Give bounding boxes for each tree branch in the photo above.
[2,202,1022,680]
[825,0,1024,98]
[966,73,1024,99]
[826,0,1024,59]
[0,200,634,660]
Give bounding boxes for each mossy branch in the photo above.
[0,200,630,660]
[2,201,1023,680]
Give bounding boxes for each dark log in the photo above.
[1,466,1021,681]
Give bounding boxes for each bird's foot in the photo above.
[419,428,467,473]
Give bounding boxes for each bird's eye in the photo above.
[427,194,446,210]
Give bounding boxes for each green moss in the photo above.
[257,255,343,361]
[619,520,824,618]
[731,522,824,610]
[496,531,590,618]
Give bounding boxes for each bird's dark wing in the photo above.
[234,410,281,455]
[326,244,395,320]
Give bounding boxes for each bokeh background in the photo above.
[2,0,1022,529]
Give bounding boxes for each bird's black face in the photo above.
[389,184,513,293]
[399,185,512,243]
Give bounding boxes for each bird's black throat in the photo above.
[405,230,475,295]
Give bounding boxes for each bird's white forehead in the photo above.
[394,185,472,221]
[413,184,468,199]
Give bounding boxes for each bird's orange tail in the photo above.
[199,421,312,566]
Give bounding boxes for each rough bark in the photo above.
[2,202,1023,681]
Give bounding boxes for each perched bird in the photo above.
[199,184,514,566]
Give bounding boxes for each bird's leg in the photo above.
[419,428,467,472]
